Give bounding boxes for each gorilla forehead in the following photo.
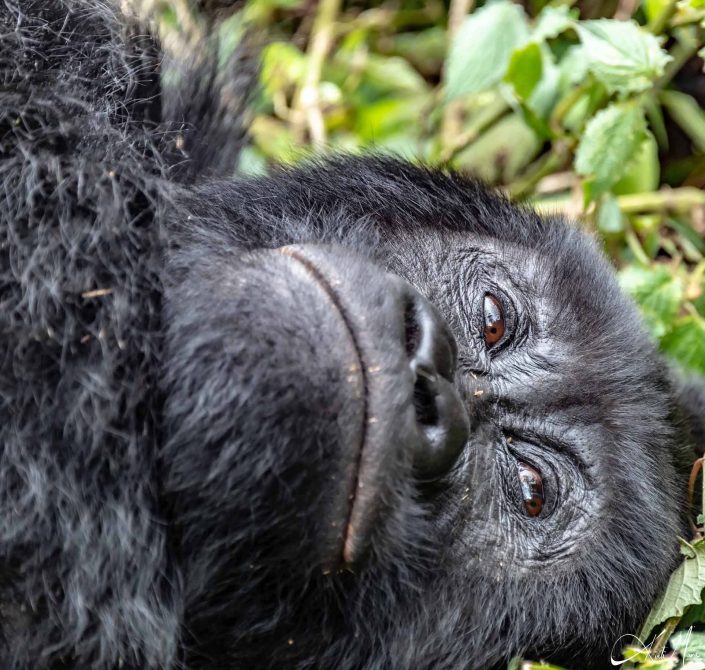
[195,155,671,438]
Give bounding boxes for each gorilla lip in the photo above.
[277,245,371,567]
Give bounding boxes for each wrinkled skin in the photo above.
[1,2,704,670]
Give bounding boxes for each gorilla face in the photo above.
[4,3,702,668]
[163,159,688,669]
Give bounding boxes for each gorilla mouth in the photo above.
[277,245,470,568]
[278,245,370,567]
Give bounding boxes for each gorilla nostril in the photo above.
[401,291,470,481]
[403,298,421,357]
[413,365,440,427]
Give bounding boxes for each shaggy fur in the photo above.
[1,1,704,669]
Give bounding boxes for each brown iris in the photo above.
[483,294,505,347]
[517,462,544,517]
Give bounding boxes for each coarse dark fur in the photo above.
[1,1,704,669]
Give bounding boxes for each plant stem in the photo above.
[655,26,701,91]
[439,96,510,163]
[531,187,705,216]
[617,187,705,213]
[650,616,680,658]
[647,0,678,35]
[441,0,475,158]
[292,0,342,148]
[509,143,570,199]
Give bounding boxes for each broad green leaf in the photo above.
[661,315,705,374]
[669,630,705,662]
[575,102,647,198]
[557,45,589,94]
[532,5,575,41]
[393,27,447,76]
[527,46,560,119]
[575,20,671,94]
[445,1,530,101]
[455,114,542,182]
[613,132,660,195]
[597,193,624,233]
[355,96,427,142]
[504,42,543,101]
[660,90,705,153]
[561,87,601,134]
[619,264,684,338]
[641,538,705,640]
[363,55,428,95]
[261,42,305,95]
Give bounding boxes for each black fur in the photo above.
[1,1,703,669]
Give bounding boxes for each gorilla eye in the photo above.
[483,294,505,347]
[517,462,544,517]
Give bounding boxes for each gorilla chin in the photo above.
[2,1,705,670]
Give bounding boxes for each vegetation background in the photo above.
[145,0,705,666]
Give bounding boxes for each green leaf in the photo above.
[666,217,705,255]
[641,538,705,640]
[597,193,624,233]
[533,5,575,41]
[575,102,647,199]
[455,114,542,182]
[521,45,561,123]
[261,42,305,95]
[613,131,660,195]
[445,1,530,101]
[363,55,428,95]
[645,97,669,149]
[643,0,671,23]
[661,315,705,374]
[392,27,446,76]
[575,20,671,94]
[619,264,684,338]
[355,96,427,142]
[670,630,705,662]
[660,90,705,154]
[557,45,589,94]
[505,42,543,101]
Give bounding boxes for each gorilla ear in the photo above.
[674,374,705,455]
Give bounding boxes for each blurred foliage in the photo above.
[154,0,705,666]
[221,0,705,381]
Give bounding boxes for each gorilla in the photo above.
[2,1,704,669]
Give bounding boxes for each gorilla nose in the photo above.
[275,244,470,567]
[402,288,470,480]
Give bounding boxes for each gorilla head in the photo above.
[163,159,696,669]
[2,1,704,669]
